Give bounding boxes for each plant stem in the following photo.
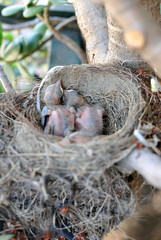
[42,7,87,63]
[2,17,66,31]
[22,15,77,60]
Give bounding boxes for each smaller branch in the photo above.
[55,16,76,30]
[0,65,13,93]
[42,7,87,63]
[2,17,67,31]
[37,13,44,22]
[21,16,77,60]
[3,18,40,31]
[21,35,53,59]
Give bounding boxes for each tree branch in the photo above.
[103,0,161,77]
[2,17,66,31]
[73,0,108,64]
[41,7,87,63]
[21,16,77,60]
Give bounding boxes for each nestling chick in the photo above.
[43,80,63,106]
[75,105,103,137]
[44,106,75,137]
[63,89,86,108]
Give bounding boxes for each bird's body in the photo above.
[44,106,75,137]
[76,105,103,136]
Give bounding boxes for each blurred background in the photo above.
[0,0,85,92]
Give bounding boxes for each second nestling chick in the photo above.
[43,80,63,106]
[76,105,104,137]
[63,105,104,144]
[63,90,87,108]
[44,106,75,137]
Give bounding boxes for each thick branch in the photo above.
[103,0,161,77]
[42,7,87,63]
[73,0,108,64]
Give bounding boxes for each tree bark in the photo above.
[104,0,161,73]
[73,0,108,64]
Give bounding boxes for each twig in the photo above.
[21,35,53,59]
[42,7,87,63]
[2,16,66,31]
[22,16,77,59]
[134,129,160,155]
[55,15,76,30]
[0,65,13,92]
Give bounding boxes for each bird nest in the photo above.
[0,64,145,239]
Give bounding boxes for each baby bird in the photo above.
[43,80,63,106]
[44,106,75,137]
[63,89,86,108]
[75,105,103,137]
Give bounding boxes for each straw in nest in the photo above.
[0,64,145,239]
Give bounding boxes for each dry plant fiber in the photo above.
[0,64,145,239]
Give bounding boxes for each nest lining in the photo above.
[0,64,145,239]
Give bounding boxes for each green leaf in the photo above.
[23,32,42,54]
[50,0,68,4]
[0,234,14,240]
[2,31,13,42]
[33,22,47,35]
[2,62,16,88]
[17,30,46,59]
[0,23,2,46]
[23,5,45,18]
[151,77,157,93]
[16,62,32,79]
[0,40,10,58]
[25,0,34,5]
[24,0,36,8]
[1,5,25,16]
[0,81,4,93]
[1,40,21,62]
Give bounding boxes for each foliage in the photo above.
[0,235,14,240]
[0,0,70,92]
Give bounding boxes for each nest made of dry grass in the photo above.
[0,64,145,239]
